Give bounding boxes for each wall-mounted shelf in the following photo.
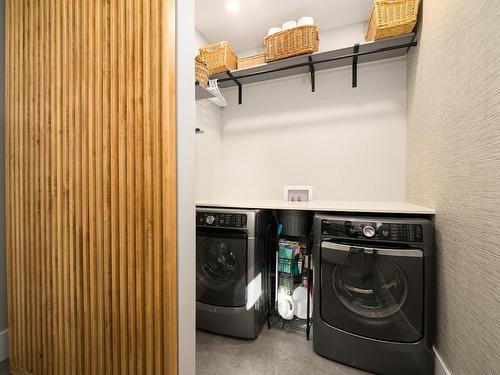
[195,82,216,100]
[206,33,416,104]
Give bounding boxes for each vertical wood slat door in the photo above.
[5,0,178,374]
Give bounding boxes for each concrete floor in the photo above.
[0,359,8,375]
[196,328,372,375]
[0,330,372,375]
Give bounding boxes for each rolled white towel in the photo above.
[282,20,297,30]
[297,16,314,27]
[267,27,282,36]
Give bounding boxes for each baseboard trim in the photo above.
[434,347,452,375]
[0,329,8,362]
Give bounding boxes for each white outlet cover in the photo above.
[284,186,313,202]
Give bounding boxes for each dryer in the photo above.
[313,214,434,375]
[196,207,275,339]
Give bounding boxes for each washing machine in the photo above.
[313,214,434,375]
[196,207,276,339]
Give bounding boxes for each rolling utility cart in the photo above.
[269,210,314,340]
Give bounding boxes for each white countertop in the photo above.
[196,199,435,215]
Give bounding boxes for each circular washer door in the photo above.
[196,231,247,307]
[199,240,241,290]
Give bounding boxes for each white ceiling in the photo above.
[196,0,373,52]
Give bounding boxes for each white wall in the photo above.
[196,24,407,202]
[196,101,224,200]
[220,59,406,200]
[318,22,367,52]
[195,30,225,201]
[177,1,196,374]
[195,29,208,57]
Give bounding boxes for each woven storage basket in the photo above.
[264,25,319,62]
[195,55,209,87]
[365,0,420,41]
[199,41,238,75]
[238,53,266,69]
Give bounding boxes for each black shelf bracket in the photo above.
[407,33,418,53]
[217,41,417,86]
[226,70,242,105]
[308,56,316,92]
[352,43,360,88]
[211,38,419,102]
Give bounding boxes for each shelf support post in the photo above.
[226,71,243,105]
[352,43,360,88]
[308,56,316,92]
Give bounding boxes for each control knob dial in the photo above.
[363,225,376,238]
[205,215,215,225]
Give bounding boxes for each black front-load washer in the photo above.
[196,207,276,339]
[313,214,434,375]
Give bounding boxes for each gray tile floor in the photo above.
[196,328,372,375]
[0,359,8,375]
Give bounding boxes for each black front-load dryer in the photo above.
[313,214,434,375]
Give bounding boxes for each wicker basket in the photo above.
[238,53,266,70]
[199,41,238,75]
[264,25,319,62]
[365,0,420,41]
[195,55,209,87]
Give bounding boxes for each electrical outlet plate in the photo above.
[284,186,313,202]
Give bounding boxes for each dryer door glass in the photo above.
[333,252,407,318]
[197,230,247,307]
[320,242,423,343]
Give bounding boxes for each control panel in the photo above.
[197,212,248,228]
[321,220,423,242]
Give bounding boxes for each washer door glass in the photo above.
[320,242,424,343]
[200,240,240,288]
[197,230,247,307]
[333,252,407,319]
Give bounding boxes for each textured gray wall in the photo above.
[0,0,7,333]
[407,1,500,374]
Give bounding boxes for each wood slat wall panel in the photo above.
[5,1,178,374]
